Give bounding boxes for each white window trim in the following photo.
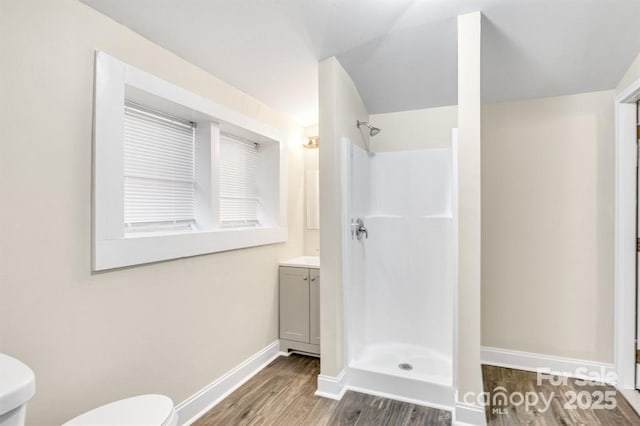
[93,51,287,271]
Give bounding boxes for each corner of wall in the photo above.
[318,57,369,377]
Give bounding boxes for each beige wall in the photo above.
[370,105,458,151]
[365,90,617,366]
[303,125,320,256]
[481,90,615,362]
[318,57,369,377]
[377,91,617,365]
[0,1,304,425]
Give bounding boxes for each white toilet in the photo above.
[62,394,178,426]
[0,353,36,426]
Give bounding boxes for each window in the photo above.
[124,102,196,234]
[219,134,259,227]
[93,51,287,270]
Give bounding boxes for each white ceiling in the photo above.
[81,0,640,125]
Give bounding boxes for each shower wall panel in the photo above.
[347,145,455,380]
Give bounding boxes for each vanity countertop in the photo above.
[279,256,320,269]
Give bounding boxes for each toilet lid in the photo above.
[62,394,175,426]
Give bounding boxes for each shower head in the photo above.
[356,120,381,137]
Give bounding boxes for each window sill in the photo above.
[94,226,287,271]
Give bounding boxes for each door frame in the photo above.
[615,78,640,390]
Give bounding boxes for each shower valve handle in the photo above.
[352,218,368,240]
[358,224,368,239]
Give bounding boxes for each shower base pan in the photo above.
[348,342,454,410]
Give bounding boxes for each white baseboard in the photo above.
[315,369,347,400]
[481,346,616,385]
[454,402,486,426]
[175,340,281,425]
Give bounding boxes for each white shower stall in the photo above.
[342,133,458,408]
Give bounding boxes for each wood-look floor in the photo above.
[194,354,640,425]
[194,354,451,425]
[482,365,640,425]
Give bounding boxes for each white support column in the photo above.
[455,11,486,425]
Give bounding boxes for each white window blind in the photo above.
[219,134,259,227]
[123,101,196,234]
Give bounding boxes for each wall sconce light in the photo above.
[303,136,319,148]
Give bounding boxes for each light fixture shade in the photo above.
[303,136,319,148]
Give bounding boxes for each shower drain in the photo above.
[398,363,413,371]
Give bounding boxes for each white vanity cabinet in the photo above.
[279,257,320,355]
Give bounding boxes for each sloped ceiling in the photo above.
[81,0,640,125]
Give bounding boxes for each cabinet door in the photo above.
[309,269,320,345]
[279,267,310,343]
